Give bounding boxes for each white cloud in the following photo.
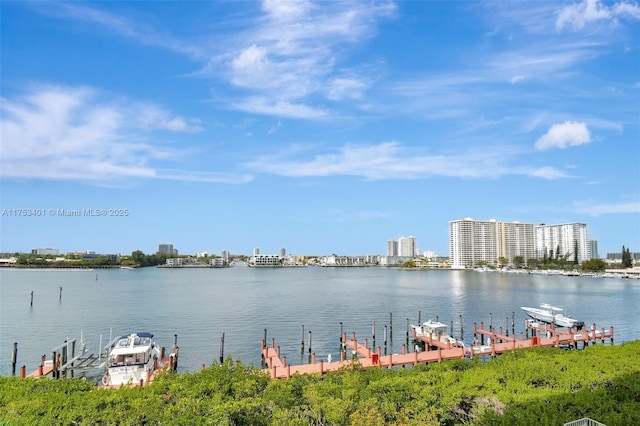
[262,0,312,20]
[556,0,640,31]
[231,97,329,119]
[326,77,368,100]
[245,141,570,181]
[528,166,572,180]
[509,75,527,84]
[0,84,244,183]
[218,0,395,117]
[534,121,592,150]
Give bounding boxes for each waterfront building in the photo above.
[449,218,535,269]
[534,223,589,263]
[387,240,398,256]
[166,258,184,267]
[31,248,60,256]
[588,240,599,259]
[398,236,417,257]
[252,254,281,266]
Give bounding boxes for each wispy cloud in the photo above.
[534,121,591,150]
[556,0,640,31]
[0,84,249,183]
[245,141,570,181]
[213,0,396,118]
[28,2,205,59]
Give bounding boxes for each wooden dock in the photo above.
[22,344,178,389]
[261,323,614,380]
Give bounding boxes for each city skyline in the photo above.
[2,1,639,256]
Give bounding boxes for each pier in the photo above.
[261,320,614,380]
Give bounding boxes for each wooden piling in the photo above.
[219,332,225,364]
[384,325,388,348]
[20,365,26,378]
[11,342,17,376]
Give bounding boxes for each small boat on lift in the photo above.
[410,319,465,347]
[102,332,162,386]
[521,304,584,329]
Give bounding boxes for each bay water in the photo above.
[1,266,638,377]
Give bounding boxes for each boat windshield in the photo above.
[109,352,146,366]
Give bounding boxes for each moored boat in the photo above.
[102,332,162,386]
[410,319,465,347]
[521,304,584,329]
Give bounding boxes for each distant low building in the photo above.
[32,248,60,256]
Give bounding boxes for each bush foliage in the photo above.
[1,341,639,425]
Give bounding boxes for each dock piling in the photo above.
[219,332,225,364]
[30,291,33,307]
[383,325,388,349]
[372,320,376,347]
[406,318,409,346]
[11,342,17,376]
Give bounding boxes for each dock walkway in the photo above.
[261,323,614,380]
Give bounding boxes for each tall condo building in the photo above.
[158,244,178,255]
[398,236,417,257]
[588,240,598,260]
[534,223,589,263]
[387,240,398,256]
[449,218,535,269]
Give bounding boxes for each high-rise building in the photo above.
[449,218,535,269]
[588,240,598,260]
[387,240,398,256]
[159,244,178,255]
[534,223,589,263]
[398,236,416,257]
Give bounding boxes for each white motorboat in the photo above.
[102,332,162,386]
[410,319,465,347]
[521,304,584,329]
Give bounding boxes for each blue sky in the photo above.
[1,0,639,257]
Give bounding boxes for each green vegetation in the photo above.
[622,246,633,268]
[581,258,607,272]
[2,341,639,425]
[11,250,176,268]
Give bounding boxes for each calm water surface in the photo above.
[1,266,638,376]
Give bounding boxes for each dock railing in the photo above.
[563,418,606,426]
